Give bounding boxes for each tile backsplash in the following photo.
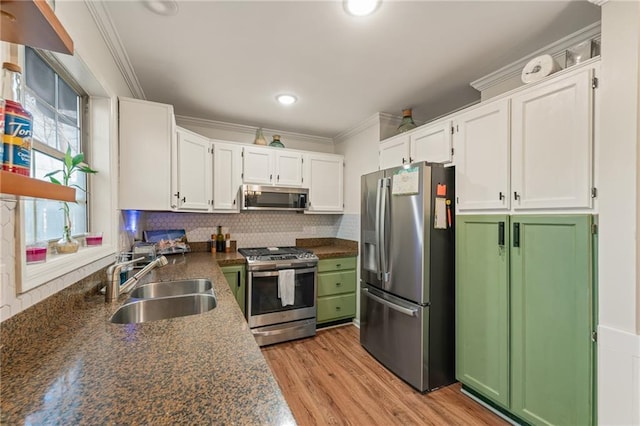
[140,211,348,248]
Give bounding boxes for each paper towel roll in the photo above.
[521,54,560,84]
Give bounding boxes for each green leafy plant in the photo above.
[44,146,98,244]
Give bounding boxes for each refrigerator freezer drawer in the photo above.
[360,285,429,392]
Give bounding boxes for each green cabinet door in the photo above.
[456,215,510,409]
[221,265,246,316]
[510,215,593,426]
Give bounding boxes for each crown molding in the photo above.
[333,113,388,144]
[470,21,601,93]
[84,0,145,99]
[175,115,333,145]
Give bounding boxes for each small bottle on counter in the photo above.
[216,226,225,253]
[225,233,231,253]
[210,234,216,253]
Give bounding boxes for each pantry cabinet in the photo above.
[119,97,175,211]
[454,98,511,211]
[221,264,246,316]
[511,68,594,210]
[456,214,595,425]
[316,257,357,325]
[173,127,211,211]
[455,63,597,213]
[304,153,344,213]
[456,215,510,409]
[212,141,242,212]
[242,145,303,187]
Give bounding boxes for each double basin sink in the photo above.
[110,278,217,324]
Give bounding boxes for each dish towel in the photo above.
[278,269,296,307]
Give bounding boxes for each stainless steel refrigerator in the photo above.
[360,162,455,392]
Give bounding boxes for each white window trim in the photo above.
[14,48,118,293]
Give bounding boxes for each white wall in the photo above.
[597,1,640,424]
[176,116,335,154]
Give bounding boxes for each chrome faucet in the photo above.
[105,255,169,302]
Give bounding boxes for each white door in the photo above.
[243,146,274,185]
[410,120,453,164]
[119,98,174,210]
[175,129,212,211]
[213,141,242,211]
[306,154,344,212]
[511,68,593,210]
[275,151,303,186]
[455,98,510,211]
[379,134,410,170]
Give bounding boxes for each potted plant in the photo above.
[44,146,98,254]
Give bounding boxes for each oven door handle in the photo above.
[251,267,317,278]
[252,322,313,337]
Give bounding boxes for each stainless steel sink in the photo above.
[129,278,213,299]
[110,293,217,324]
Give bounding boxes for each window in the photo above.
[22,47,89,245]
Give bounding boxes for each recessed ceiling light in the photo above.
[143,0,179,16]
[344,0,381,17]
[276,94,297,105]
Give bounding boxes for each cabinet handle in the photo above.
[233,199,236,205]
[402,157,406,164]
[336,282,342,286]
[336,264,341,267]
[498,222,505,246]
[270,174,273,181]
[181,197,186,203]
[513,223,520,247]
[336,306,341,311]
[277,174,280,182]
[514,191,520,201]
[499,192,505,201]
[237,271,241,288]
[409,157,413,163]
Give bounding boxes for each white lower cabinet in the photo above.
[212,141,242,212]
[304,153,344,213]
[173,127,212,211]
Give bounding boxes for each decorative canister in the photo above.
[254,128,268,145]
[269,135,284,148]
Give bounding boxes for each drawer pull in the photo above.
[336,306,341,311]
[336,282,342,286]
[336,264,341,267]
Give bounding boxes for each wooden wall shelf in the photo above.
[1,171,76,202]
[0,0,74,55]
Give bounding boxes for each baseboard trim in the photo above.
[460,388,522,426]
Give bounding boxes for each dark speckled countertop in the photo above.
[296,237,358,259]
[0,252,295,425]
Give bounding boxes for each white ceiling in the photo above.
[103,1,600,138]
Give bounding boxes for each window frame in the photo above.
[14,46,117,294]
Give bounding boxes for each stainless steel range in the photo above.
[239,247,318,346]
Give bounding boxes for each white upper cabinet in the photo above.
[304,153,344,213]
[511,68,594,210]
[242,145,303,187]
[174,127,212,211]
[212,141,242,212]
[119,97,175,210]
[454,98,511,211]
[379,134,410,170]
[275,150,304,186]
[410,120,453,164]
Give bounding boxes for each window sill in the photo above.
[21,244,115,293]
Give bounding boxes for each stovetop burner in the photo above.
[238,246,318,270]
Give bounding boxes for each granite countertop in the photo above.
[296,238,358,259]
[0,252,294,425]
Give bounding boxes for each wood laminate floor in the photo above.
[262,325,507,426]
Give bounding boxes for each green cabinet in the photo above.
[510,215,593,425]
[456,215,594,425]
[317,256,357,325]
[456,215,510,409]
[221,264,246,316]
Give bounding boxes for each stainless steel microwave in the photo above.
[241,184,308,211]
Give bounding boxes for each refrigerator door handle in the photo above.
[362,288,418,317]
[375,179,383,280]
[379,178,390,283]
